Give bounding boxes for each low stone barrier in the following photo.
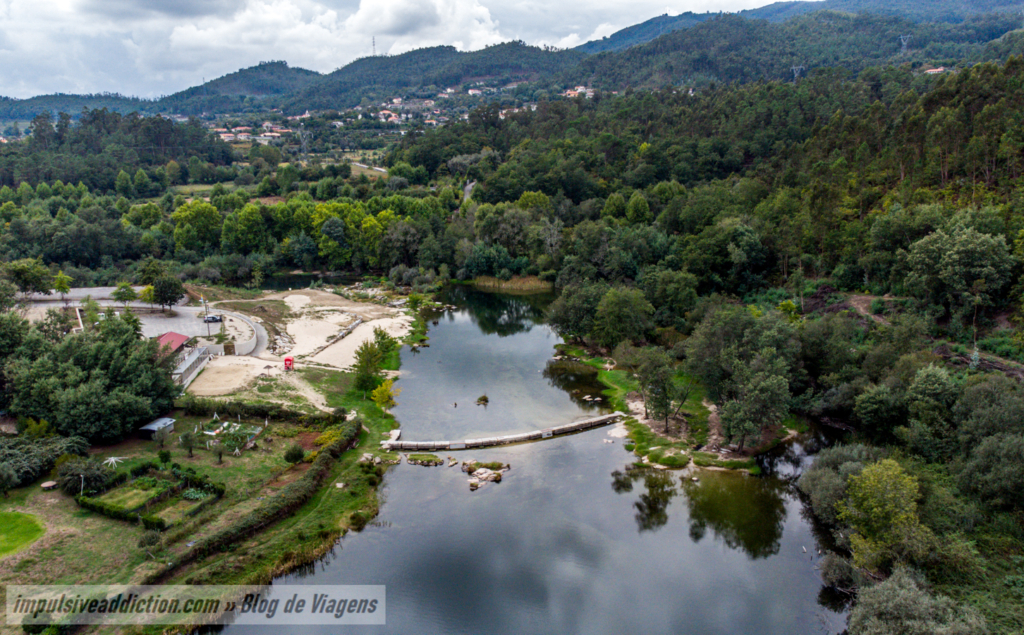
[382,412,625,451]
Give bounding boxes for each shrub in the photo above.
[181,488,209,501]
[284,444,306,464]
[138,531,162,548]
[350,511,368,531]
[57,458,109,496]
[849,567,986,634]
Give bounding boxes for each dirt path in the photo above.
[847,295,890,325]
[703,399,726,451]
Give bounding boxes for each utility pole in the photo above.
[373,37,376,57]
[791,65,805,81]
[900,35,912,55]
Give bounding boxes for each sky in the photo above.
[0,0,797,99]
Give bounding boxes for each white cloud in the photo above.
[0,0,798,98]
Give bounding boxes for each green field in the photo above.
[0,512,45,558]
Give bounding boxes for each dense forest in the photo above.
[0,109,233,191]
[567,12,1024,89]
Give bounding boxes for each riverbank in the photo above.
[554,344,774,473]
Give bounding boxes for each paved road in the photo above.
[134,306,268,355]
[24,288,268,356]
[27,286,186,308]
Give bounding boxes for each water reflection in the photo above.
[543,360,606,410]
[680,471,787,559]
[611,468,679,532]
[438,286,552,337]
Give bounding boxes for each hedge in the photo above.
[75,496,169,530]
[164,419,360,572]
[177,395,347,429]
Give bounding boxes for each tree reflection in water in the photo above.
[680,472,788,559]
[543,360,605,411]
[440,286,552,337]
[611,468,678,532]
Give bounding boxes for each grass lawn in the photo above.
[97,482,170,511]
[153,497,209,525]
[0,512,44,558]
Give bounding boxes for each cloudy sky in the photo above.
[0,0,798,98]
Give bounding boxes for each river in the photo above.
[228,286,847,634]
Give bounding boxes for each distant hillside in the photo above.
[157,61,321,115]
[0,94,155,121]
[567,11,1022,89]
[282,41,586,113]
[577,0,1024,54]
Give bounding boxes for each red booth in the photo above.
[284,357,294,371]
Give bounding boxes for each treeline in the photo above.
[0,109,233,191]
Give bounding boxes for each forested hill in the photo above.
[0,94,155,122]
[0,62,321,120]
[567,12,1024,89]
[279,42,586,113]
[157,61,322,116]
[577,0,1024,54]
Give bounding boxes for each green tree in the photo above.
[839,459,932,571]
[115,170,134,199]
[904,224,1013,328]
[352,340,383,392]
[601,193,626,219]
[111,282,137,309]
[138,258,165,286]
[133,169,152,198]
[171,200,222,252]
[53,270,72,306]
[57,458,108,496]
[626,192,652,224]
[592,287,654,348]
[4,258,52,296]
[0,462,16,498]
[548,282,609,341]
[179,431,197,458]
[154,427,171,450]
[157,449,171,466]
[138,285,156,308]
[153,275,185,311]
[5,315,179,443]
[957,433,1024,509]
[719,348,791,450]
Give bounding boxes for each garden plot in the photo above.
[97,477,175,512]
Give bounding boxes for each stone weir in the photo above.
[381,412,627,452]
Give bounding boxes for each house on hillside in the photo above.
[924,67,947,75]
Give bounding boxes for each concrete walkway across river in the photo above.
[381,412,627,451]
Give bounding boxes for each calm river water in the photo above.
[229,286,847,634]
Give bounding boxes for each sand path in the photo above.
[312,315,413,369]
